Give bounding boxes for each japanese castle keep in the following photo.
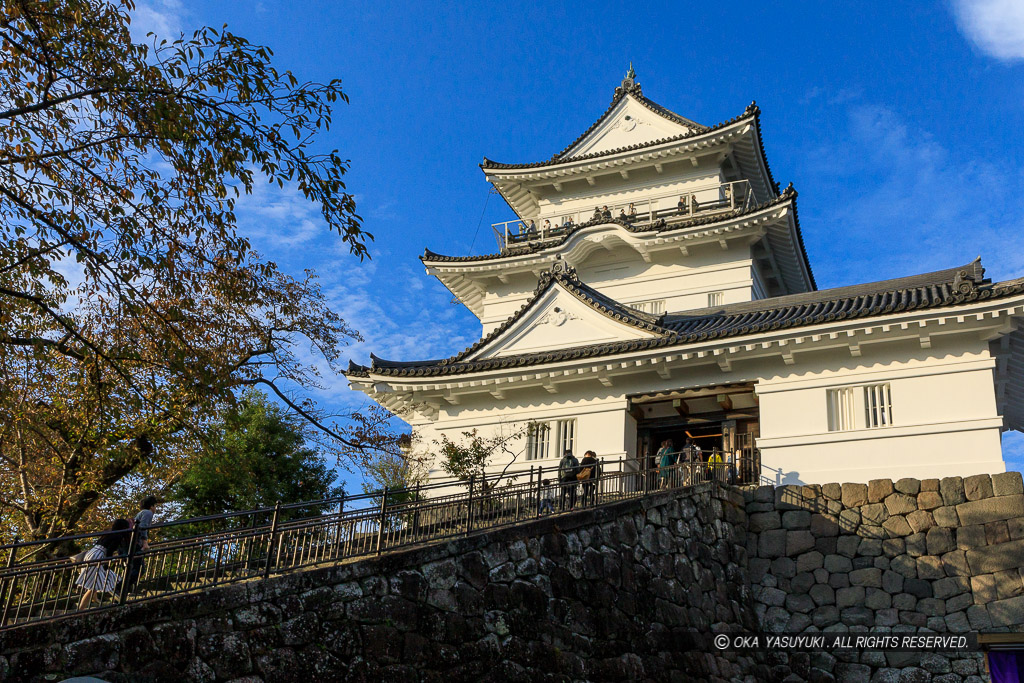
[346,68,1024,486]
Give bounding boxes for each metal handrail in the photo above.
[0,449,759,631]
[492,179,755,251]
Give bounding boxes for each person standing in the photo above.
[558,449,580,510]
[656,439,676,489]
[123,495,158,595]
[578,450,601,506]
[538,479,556,515]
[77,519,131,609]
[707,450,724,482]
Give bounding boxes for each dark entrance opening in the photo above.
[629,383,761,484]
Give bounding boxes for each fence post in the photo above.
[466,476,475,535]
[0,538,19,626]
[263,502,281,580]
[412,484,421,537]
[376,489,388,556]
[119,525,140,604]
[535,466,543,518]
[333,495,346,560]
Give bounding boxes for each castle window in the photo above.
[554,419,576,457]
[525,422,549,461]
[708,292,724,307]
[827,388,856,432]
[827,384,894,431]
[864,383,893,428]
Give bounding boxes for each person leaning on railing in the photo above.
[577,450,601,505]
[76,519,131,610]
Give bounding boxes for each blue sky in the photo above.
[135,0,1024,480]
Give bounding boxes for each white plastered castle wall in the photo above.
[419,390,634,484]
[561,95,696,159]
[531,161,724,224]
[479,241,758,334]
[398,320,1008,489]
[755,335,1005,485]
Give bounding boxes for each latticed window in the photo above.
[708,292,724,307]
[525,422,549,461]
[827,388,856,432]
[554,419,576,457]
[863,383,893,428]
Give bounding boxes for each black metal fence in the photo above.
[0,453,747,631]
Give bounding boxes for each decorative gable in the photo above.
[469,280,661,360]
[563,94,697,159]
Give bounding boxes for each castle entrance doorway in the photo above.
[629,382,761,485]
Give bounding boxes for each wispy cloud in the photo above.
[129,0,185,42]
[800,101,1024,286]
[950,0,1024,61]
[233,178,480,412]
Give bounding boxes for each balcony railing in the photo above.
[493,179,755,252]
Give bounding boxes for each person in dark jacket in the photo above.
[578,450,601,506]
[557,449,580,510]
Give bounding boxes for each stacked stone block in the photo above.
[745,472,1024,683]
[0,483,770,683]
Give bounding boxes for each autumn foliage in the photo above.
[0,0,382,541]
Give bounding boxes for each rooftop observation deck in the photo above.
[492,179,754,253]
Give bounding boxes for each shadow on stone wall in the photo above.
[746,472,1024,682]
[3,473,1021,682]
[0,483,772,683]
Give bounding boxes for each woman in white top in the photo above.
[76,518,130,609]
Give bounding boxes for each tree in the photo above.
[173,390,342,521]
[436,422,536,490]
[0,0,376,541]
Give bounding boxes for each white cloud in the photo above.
[800,102,1024,287]
[130,0,184,43]
[231,176,480,415]
[950,0,1024,61]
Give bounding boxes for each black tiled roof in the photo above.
[422,189,797,264]
[545,86,707,162]
[346,258,1022,379]
[481,104,755,171]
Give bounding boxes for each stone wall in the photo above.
[745,472,1024,682]
[0,483,770,683]
[4,474,1023,682]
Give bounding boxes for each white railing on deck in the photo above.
[492,179,755,252]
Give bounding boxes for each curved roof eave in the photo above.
[480,102,759,173]
[422,188,798,266]
[345,259,1014,379]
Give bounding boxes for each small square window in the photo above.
[708,292,724,307]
